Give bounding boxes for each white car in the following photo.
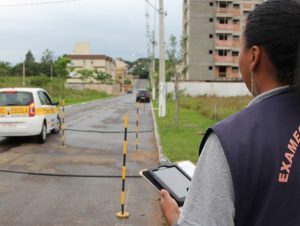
[0,88,61,143]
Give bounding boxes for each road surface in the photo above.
[0,93,166,226]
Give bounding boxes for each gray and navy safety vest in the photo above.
[199,89,300,226]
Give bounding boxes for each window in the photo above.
[209,18,214,22]
[218,50,228,56]
[209,66,213,70]
[219,2,228,8]
[0,92,33,106]
[209,34,214,38]
[38,91,53,105]
[91,61,94,65]
[209,2,213,6]
[232,66,239,72]
[233,4,240,9]
[232,51,239,56]
[219,18,229,24]
[219,66,227,77]
[209,50,213,54]
[219,34,228,40]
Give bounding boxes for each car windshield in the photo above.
[0,91,33,106]
[138,90,148,93]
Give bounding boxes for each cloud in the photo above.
[0,0,182,64]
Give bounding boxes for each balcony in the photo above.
[232,56,239,65]
[215,39,233,49]
[216,7,233,17]
[215,23,234,33]
[232,8,241,17]
[214,55,233,66]
[233,40,241,49]
[233,24,241,33]
[243,2,254,11]
[230,71,241,78]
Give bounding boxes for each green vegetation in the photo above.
[77,69,114,84]
[0,50,70,78]
[128,58,149,79]
[154,95,252,163]
[0,76,109,105]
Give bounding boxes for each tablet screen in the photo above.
[153,167,191,199]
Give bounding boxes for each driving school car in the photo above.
[0,88,61,143]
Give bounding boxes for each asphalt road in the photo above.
[0,93,166,226]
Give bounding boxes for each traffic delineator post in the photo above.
[60,99,65,148]
[116,113,130,219]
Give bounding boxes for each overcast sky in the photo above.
[0,0,182,64]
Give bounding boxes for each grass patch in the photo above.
[154,95,252,163]
[0,76,110,105]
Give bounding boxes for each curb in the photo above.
[150,102,171,165]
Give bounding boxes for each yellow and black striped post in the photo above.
[135,102,139,151]
[61,99,65,148]
[116,113,130,219]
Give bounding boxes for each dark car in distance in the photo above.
[136,89,150,103]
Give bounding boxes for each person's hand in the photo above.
[160,189,180,226]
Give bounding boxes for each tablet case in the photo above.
[141,164,191,206]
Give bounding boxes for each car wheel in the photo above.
[51,116,61,134]
[37,122,47,144]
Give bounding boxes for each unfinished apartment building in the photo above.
[183,0,264,81]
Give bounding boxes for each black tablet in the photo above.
[140,164,191,206]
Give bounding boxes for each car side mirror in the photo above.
[53,101,59,106]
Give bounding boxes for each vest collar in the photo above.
[247,85,290,107]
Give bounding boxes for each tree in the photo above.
[41,49,54,65]
[11,63,23,76]
[24,50,38,76]
[40,49,55,77]
[181,35,188,80]
[94,70,113,84]
[166,35,181,128]
[0,61,12,76]
[54,56,70,78]
[54,56,70,101]
[25,50,35,64]
[130,58,149,79]
[77,68,94,80]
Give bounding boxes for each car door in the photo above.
[37,91,56,131]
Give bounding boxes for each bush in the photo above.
[30,75,51,87]
[124,79,131,85]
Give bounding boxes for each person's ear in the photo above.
[250,45,261,72]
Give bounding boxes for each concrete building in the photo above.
[183,0,263,81]
[115,59,129,83]
[72,42,91,55]
[67,43,116,79]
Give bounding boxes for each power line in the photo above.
[0,0,81,7]
[145,0,159,12]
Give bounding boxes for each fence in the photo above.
[166,81,251,97]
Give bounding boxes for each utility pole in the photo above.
[50,63,53,80]
[151,30,156,100]
[22,61,25,86]
[158,0,166,117]
[122,71,125,94]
